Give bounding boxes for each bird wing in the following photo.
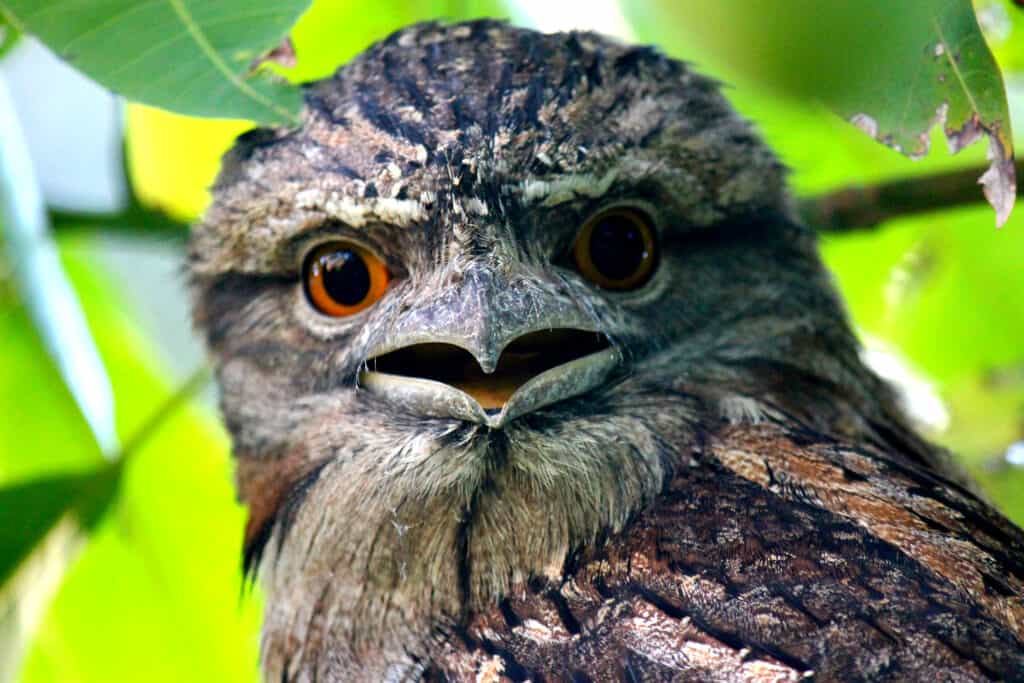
[430,420,1024,681]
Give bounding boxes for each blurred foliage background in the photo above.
[0,1,1022,681]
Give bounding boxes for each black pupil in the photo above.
[589,215,648,280]
[319,250,371,305]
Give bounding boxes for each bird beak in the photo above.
[356,265,620,427]
[359,329,619,428]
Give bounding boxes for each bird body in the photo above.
[188,21,1024,681]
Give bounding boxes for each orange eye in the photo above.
[572,207,658,290]
[303,242,389,317]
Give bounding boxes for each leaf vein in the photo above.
[164,0,298,124]
[932,16,980,117]
[59,0,164,56]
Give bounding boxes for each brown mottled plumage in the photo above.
[188,20,1024,681]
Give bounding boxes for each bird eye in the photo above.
[303,242,389,317]
[572,207,658,290]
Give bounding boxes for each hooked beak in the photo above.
[359,329,619,428]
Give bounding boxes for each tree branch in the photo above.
[800,160,1023,231]
[47,160,1022,239]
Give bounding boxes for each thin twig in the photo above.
[116,366,211,462]
[800,160,1023,231]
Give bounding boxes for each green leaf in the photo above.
[15,237,260,683]
[0,291,107,484]
[0,465,119,588]
[0,0,311,125]
[0,10,18,56]
[624,0,1016,225]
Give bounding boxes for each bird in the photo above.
[187,20,1024,682]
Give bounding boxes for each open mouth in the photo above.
[360,329,617,426]
[368,330,610,410]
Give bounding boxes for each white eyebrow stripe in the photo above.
[293,188,429,228]
[513,157,665,208]
[519,168,619,207]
